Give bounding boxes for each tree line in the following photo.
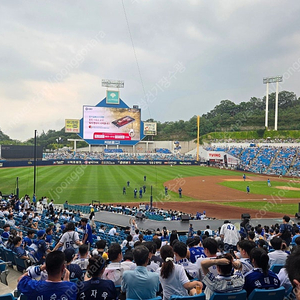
[0,90,299,149]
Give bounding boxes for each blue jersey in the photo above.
[84,223,93,244]
[18,275,77,300]
[14,246,26,258]
[189,246,206,263]
[78,278,117,300]
[244,268,280,296]
[34,239,48,262]
[23,236,33,247]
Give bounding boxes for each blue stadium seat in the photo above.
[270,264,284,274]
[170,293,205,300]
[127,297,162,300]
[210,290,247,300]
[247,286,285,300]
[0,294,15,300]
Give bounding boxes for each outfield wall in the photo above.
[0,159,206,168]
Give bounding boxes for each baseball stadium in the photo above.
[2,4,300,297]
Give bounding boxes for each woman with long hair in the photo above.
[159,245,202,300]
[244,247,280,296]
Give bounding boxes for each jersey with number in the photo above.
[60,231,80,251]
[196,256,218,280]
[220,223,240,245]
[17,275,77,300]
[176,258,199,279]
[189,246,206,263]
[78,278,117,300]
[203,271,244,300]
[244,268,280,296]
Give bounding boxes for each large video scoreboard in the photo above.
[78,98,145,145]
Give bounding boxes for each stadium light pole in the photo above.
[150,185,153,210]
[264,82,269,129]
[196,116,200,162]
[33,130,37,195]
[263,76,282,131]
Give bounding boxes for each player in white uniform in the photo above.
[220,220,240,252]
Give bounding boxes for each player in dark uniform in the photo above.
[143,185,146,193]
[139,188,143,198]
[144,175,146,181]
[123,187,126,195]
[127,181,130,187]
[178,187,182,198]
[134,188,137,198]
[165,186,168,196]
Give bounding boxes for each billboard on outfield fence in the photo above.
[144,122,157,135]
[65,119,80,133]
[83,106,141,141]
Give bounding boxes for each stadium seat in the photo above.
[126,297,162,300]
[285,286,295,299]
[210,290,247,300]
[0,260,9,285]
[0,294,15,300]
[14,254,29,273]
[247,286,285,300]
[170,293,205,300]
[270,264,284,274]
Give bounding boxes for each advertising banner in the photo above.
[65,119,80,133]
[83,106,141,141]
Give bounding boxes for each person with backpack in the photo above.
[52,222,82,251]
[276,215,295,247]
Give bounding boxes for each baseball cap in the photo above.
[64,248,75,263]
[48,222,54,226]
[37,230,45,237]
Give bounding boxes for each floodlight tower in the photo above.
[263,75,283,131]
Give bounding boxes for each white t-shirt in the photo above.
[220,223,240,245]
[121,261,136,271]
[59,231,80,251]
[158,264,190,300]
[108,227,117,236]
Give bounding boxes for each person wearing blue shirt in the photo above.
[78,255,117,300]
[244,248,280,296]
[13,237,29,260]
[45,227,53,244]
[81,218,93,245]
[277,215,294,247]
[1,224,10,239]
[17,251,77,300]
[188,236,206,263]
[139,187,143,198]
[34,230,50,264]
[121,245,160,299]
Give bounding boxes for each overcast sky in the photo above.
[1,0,300,141]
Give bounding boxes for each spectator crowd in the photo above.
[0,194,300,300]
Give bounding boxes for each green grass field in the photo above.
[0,165,240,204]
[0,165,298,215]
[220,180,300,198]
